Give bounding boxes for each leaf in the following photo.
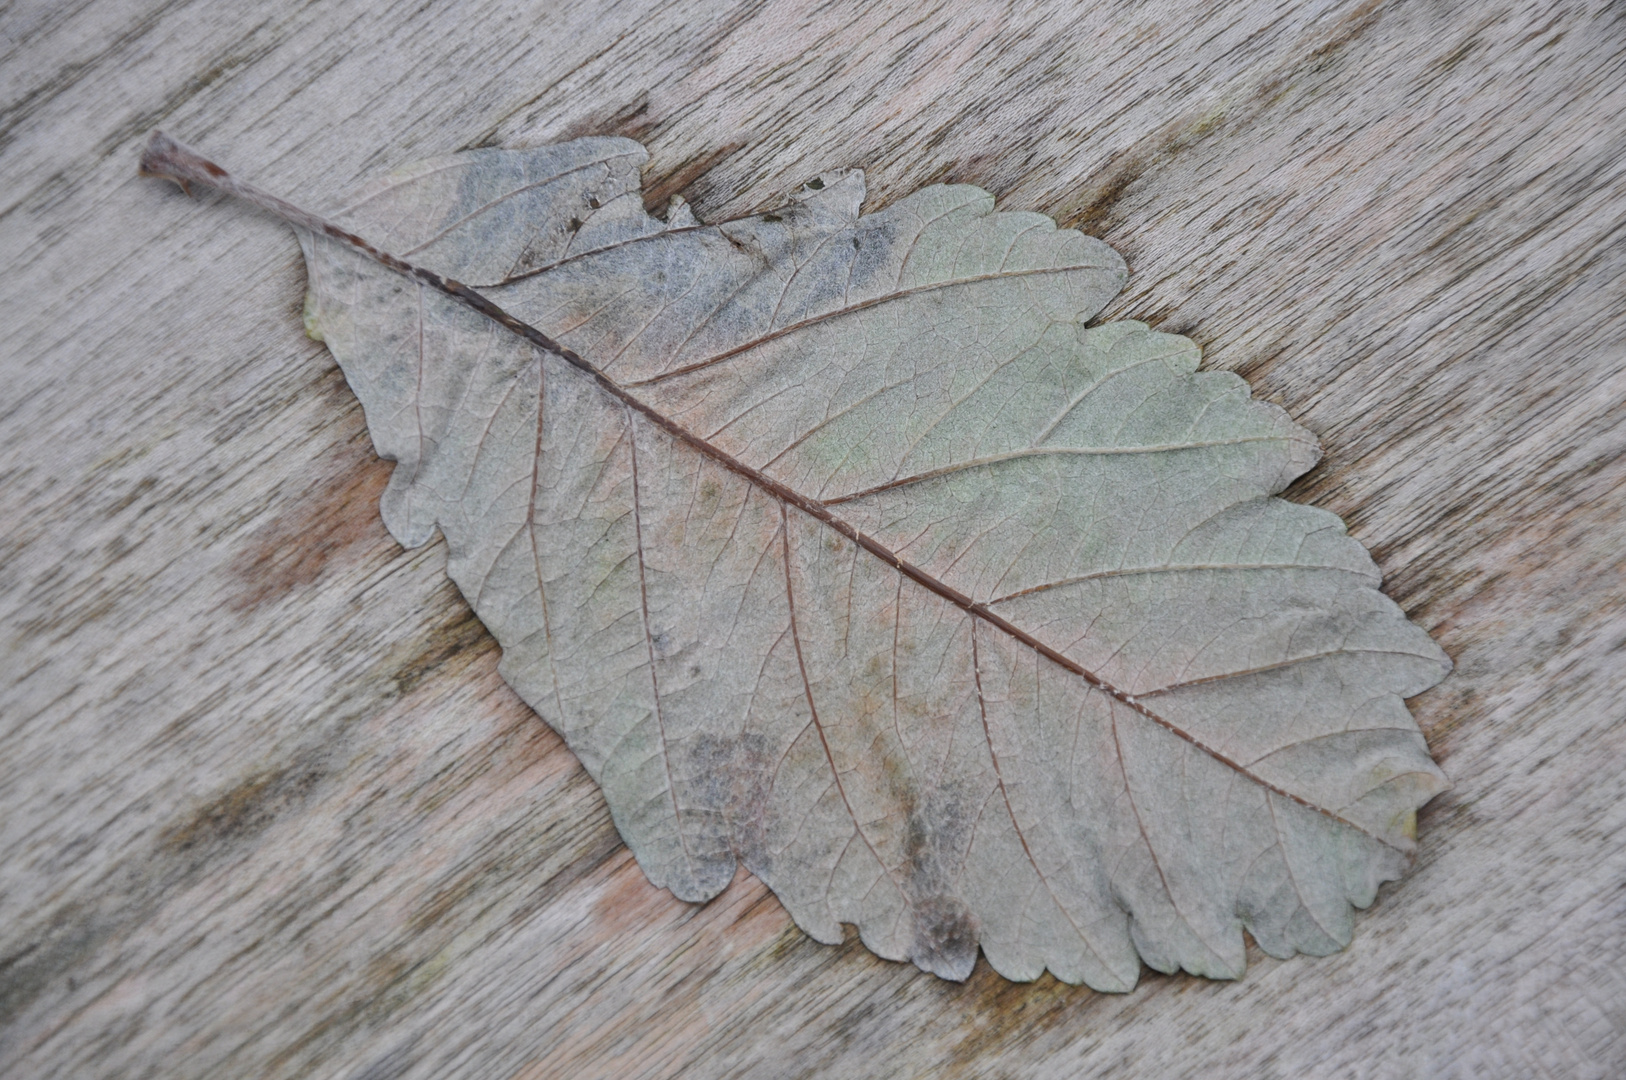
[142,131,1450,990]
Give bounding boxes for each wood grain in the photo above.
[2,1,1622,1076]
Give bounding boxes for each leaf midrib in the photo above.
[414,269,1399,853]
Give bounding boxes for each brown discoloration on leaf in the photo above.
[908,893,979,980]
[228,444,392,611]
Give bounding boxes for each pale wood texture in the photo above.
[2,1,1622,1076]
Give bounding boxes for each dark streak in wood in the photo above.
[227,447,393,612]
[640,141,745,214]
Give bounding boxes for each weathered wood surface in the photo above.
[2,0,1622,1076]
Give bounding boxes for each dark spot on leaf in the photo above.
[909,894,978,981]
[689,733,774,872]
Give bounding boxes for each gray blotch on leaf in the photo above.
[296,137,1450,990]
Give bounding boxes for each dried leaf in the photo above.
[142,131,1450,990]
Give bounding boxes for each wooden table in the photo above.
[3,1,1622,1076]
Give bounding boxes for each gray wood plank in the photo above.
[2,1,1621,1076]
